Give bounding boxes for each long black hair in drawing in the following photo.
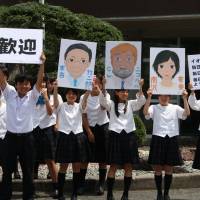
[113,89,128,117]
[152,50,180,79]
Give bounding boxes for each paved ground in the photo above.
[12,188,200,200]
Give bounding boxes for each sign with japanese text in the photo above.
[188,54,200,90]
[150,48,185,95]
[0,28,43,64]
[57,39,97,90]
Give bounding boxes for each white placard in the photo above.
[150,48,185,95]
[0,28,43,64]
[188,54,200,90]
[105,41,142,89]
[57,39,97,90]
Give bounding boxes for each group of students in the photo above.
[0,53,200,200]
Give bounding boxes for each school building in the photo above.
[1,0,200,134]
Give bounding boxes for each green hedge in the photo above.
[0,2,123,76]
[134,115,147,146]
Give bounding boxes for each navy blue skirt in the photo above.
[106,130,139,165]
[148,135,183,166]
[40,125,58,160]
[0,138,5,165]
[56,131,89,163]
[193,136,200,169]
[86,123,109,163]
[33,126,45,163]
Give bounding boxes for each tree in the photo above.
[0,2,123,76]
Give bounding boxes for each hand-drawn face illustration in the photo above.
[152,50,180,88]
[110,43,137,79]
[64,43,92,80]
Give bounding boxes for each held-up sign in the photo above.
[0,28,43,64]
[188,54,200,90]
[150,47,185,95]
[57,39,97,90]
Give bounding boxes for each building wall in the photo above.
[1,0,200,17]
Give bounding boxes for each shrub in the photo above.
[134,115,147,146]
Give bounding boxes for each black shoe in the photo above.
[77,185,85,195]
[58,196,65,200]
[96,184,104,195]
[157,194,164,200]
[34,173,38,179]
[14,171,21,179]
[164,194,170,200]
[107,194,115,200]
[50,189,59,199]
[70,194,77,200]
[23,196,35,200]
[32,193,39,198]
[121,194,128,200]
[47,171,51,179]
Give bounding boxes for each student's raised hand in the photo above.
[188,82,195,95]
[139,79,144,88]
[0,70,6,84]
[137,79,144,96]
[53,80,58,90]
[102,76,106,88]
[182,89,188,100]
[188,82,193,90]
[147,88,153,98]
[40,52,46,64]
[85,90,91,96]
[92,81,101,93]
[41,88,48,101]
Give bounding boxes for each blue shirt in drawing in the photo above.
[58,65,93,90]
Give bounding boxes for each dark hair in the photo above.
[15,74,32,85]
[48,77,56,84]
[152,50,180,78]
[96,74,103,83]
[64,43,92,62]
[42,76,48,82]
[113,89,128,117]
[65,88,80,102]
[0,64,9,79]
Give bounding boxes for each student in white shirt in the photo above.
[99,78,146,200]
[0,67,8,169]
[78,75,110,195]
[0,67,21,180]
[32,90,45,180]
[0,53,46,200]
[143,89,190,200]
[0,89,6,168]
[53,83,89,200]
[34,77,63,198]
[188,83,200,169]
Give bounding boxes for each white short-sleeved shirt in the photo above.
[145,103,187,137]
[33,104,41,129]
[38,94,63,129]
[99,92,146,134]
[56,102,83,135]
[0,99,7,139]
[188,94,200,130]
[3,84,40,134]
[80,94,109,127]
